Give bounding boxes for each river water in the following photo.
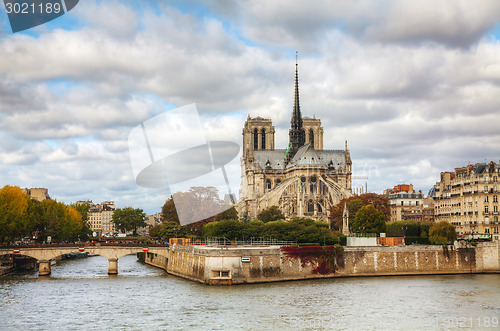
[1,254,499,330]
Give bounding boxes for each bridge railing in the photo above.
[1,243,170,249]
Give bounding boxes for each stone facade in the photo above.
[386,184,432,222]
[431,162,500,241]
[144,242,500,285]
[77,200,117,235]
[238,64,352,222]
[24,187,50,202]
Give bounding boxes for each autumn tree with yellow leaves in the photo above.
[0,185,86,243]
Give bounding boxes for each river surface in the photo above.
[1,254,499,330]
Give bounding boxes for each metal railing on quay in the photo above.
[189,237,297,247]
[349,233,378,238]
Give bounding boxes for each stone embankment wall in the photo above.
[0,266,14,276]
[144,242,500,285]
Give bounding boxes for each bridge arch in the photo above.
[0,246,170,276]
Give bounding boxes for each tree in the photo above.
[161,198,180,224]
[0,186,87,243]
[329,193,390,230]
[429,221,456,245]
[149,221,187,240]
[0,185,31,243]
[64,207,84,241]
[202,219,245,240]
[386,220,433,238]
[71,203,92,241]
[201,217,342,244]
[257,206,284,223]
[351,204,386,235]
[171,186,223,225]
[358,193,390,222]
[112,207,147,236]
[37,199,67,242]
[329,198,364,230]
[221,206,238,220]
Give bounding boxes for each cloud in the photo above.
[364,0,500,47]
[197,0,500,49]
[1,0,500,213]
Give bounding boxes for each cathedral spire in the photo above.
[288,51,305,161]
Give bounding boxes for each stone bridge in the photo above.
[0,245,169,276]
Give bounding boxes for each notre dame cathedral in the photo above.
[238,62,353,222]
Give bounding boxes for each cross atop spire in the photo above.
[288,51,305,162]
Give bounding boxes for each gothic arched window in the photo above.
[309,129,314,146]
[253,128,258,150]
[261,129,266,150]
[265,179,272,191]
[308,200,314,213]
[310,175,317,194]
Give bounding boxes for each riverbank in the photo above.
[143,242,500,285]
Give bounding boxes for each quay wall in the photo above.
[144,242,500,285]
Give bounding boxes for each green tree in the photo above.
[351,204,386,235]
[112,207,147,236]
[386,220,433,238]
[329,198,364,230]
[329,194,390,230]
[161,198,180,224]
[429,221,456,245]
[201,217,342,245]
[221,206,238,220]
[37,199,67,242]
[149,221,187,240]
[257,206,284,223]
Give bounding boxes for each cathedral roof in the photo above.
[254,150,287,170]
[253,144,347,171]
[288,143,321,167]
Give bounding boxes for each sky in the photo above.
[1,0,500,214]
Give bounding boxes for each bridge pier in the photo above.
[39,260,51,276]
[108,258,118,275]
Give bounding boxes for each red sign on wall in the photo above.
[78,247,85,252]
[241,256,251,263]
[142,247,149,252]
[13,248,20,254]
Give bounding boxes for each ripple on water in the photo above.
[1,259,500,330]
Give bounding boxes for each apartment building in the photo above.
[385,184,430,222]
[77,200,117,236]
[431,162,499,241]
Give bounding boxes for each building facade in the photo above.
[238,63,352,222]
[24,188,50,202]
[78,201,117,236]
[431,162,500,241]
[138,213,163,236]
[385,184,432,222]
